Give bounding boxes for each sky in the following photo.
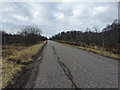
[1,2,118,37]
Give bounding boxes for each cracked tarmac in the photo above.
[33,40,118,88]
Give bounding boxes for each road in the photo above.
[34,40,118,88]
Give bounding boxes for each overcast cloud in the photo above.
[1,2,118,37]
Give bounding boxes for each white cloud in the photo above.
[13,15,28,21]
[95,6,108,12]
[93,6,109,16]
[1,2,118,37]
[72,5,85,17]
[54,12,65,19]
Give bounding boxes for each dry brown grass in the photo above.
[2,41,47,88]
[55,40,120,60]
[2,44,27,60]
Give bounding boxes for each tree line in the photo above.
[1,25,47,45]
[51,19,120,54]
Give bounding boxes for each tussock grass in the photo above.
[55,40,120,60]
[2,41,46,88]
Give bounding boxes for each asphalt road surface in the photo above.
[34,40,118,88]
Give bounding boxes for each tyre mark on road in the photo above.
[52,46,78,88]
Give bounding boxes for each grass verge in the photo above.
[2,41,47,88]
[55,40,120,60]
